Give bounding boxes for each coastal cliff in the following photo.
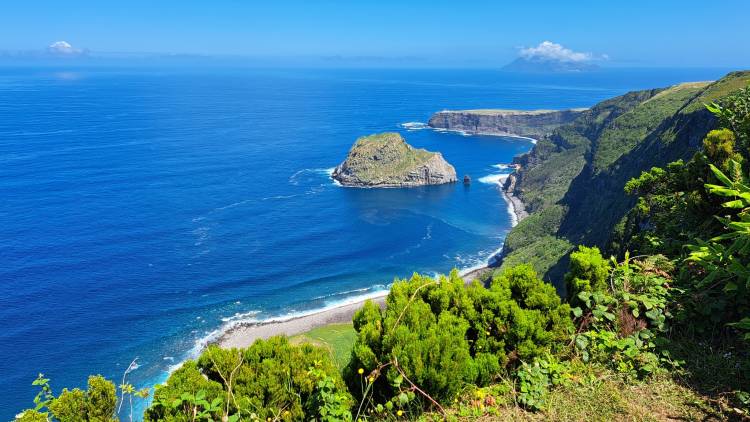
[497,72,750,284]
[332,132,457,187]
[428,108,586,139]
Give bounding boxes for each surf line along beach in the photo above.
[215,265,493,349]
[216,168,525,349]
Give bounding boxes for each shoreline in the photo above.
[216,143,530,352]
[216,172,528,351]
[500,174,529,224]
[431,126,539,144]
[215,264,494,349]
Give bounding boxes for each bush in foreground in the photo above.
[145,336,352,421]
[345,266,573,413]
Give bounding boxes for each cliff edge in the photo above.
[428,108,586,139]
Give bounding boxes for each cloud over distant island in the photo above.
[47,41,85,56]
[519,41,592,63]
[503,41,605,73]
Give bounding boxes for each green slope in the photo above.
[499,71,750,288]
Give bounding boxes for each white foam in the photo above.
[512,135,538,144]
[220,310,261,323]
[324,167,343,186]
[291,167,341,187]
[503,192,519,227]
[173,283,392,375]
[399,121,429,130]
[477,174,508,185]
[458,243,505,276]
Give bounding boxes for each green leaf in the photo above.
[392,374,403,388]
[729,317,750,330]
[399,392,409,404]
[708,164,733,187]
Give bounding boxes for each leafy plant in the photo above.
[685,161,750,340]
[346,267,573,414]
[145,337,351,421]
[516,355,571,411]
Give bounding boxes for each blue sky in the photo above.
[2,0,749,67]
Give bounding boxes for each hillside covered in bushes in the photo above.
[501,71,750,285]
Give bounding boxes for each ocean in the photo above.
[0,66,730,418]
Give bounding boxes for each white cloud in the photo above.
[47,41,82,55]
[519,41,592,63]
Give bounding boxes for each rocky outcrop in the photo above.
[332,132,457,188]
[428,108,586,139]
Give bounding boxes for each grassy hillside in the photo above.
[500,71,750,286]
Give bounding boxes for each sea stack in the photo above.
[332,132,457,188]
[463,175,471,185]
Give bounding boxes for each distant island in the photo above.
[501,41,600,73]
[428,108,586,139]
[331,132,457,187]
[503,56,599,73]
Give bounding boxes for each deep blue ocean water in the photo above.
[0,66,731,418]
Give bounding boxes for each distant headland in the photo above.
[428,108,586,140]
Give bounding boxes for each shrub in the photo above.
[564,246,611,304]
[146,336,352,421]
[16,375,118,422]
[569,251,674,379]
[345,267,573,412]
[703,129,741,170]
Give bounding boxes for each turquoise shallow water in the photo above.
[0,66,731,418]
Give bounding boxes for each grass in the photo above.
[420,366,724,422]
[289,323,357,371]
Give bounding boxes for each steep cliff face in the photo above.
[332,132,457,188]
[498,71,750,287]
[428,109,586,139]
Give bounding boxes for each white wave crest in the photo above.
[399,121,429,130]
[290,167,341,187]
[477,174,510,185]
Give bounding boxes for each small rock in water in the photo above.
[463,175,471,185]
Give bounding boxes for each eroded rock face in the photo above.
[332,132,457,187]
[428,109,586,139]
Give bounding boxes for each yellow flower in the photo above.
[358,368,364,375]
[368,376,374,383]
[485,331,490,336]
[283,410,290,416]
[397,410,403,417]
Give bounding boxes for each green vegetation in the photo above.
[145,337,353,421]
[14,72,750,421]
[290,323,357,370]
[344,268,572,408]
[16,373,143,422]
[501,71,750,283]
